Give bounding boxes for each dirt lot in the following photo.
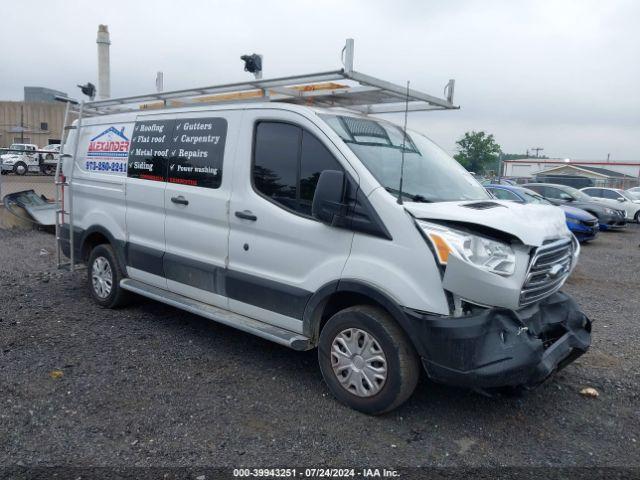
[1,225,639,469]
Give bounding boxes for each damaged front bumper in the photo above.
[403,292,590,390]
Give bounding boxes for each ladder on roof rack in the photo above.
[54,38,458,273]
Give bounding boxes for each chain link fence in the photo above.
[0,169,57,200]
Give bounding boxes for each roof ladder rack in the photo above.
[69,39,459,117]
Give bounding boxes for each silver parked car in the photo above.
[580,187,640,222]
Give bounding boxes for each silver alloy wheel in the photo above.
[91,256,113,299]
[330,328,388,397]
[15,164,26,175]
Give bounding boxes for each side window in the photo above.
[602,189,621,200]
[541,187,559,199]
[253,122,343,216]
[128,120,174,182]
[299,130,343,215]
[128,117,227,188]
[253,122,300,211]
[167,118,227,189]
[583,188,601,197]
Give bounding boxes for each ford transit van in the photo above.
[59,102,591,414]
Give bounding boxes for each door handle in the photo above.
[171,196,189,206]
[235,210,257,221]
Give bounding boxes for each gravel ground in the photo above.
[1,225,639,469]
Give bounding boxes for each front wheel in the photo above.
[87,244,130,308]
[318,305,420,415]
[635,211,640,223]
[13,162,27,175]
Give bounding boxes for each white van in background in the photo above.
[59,102,591,414]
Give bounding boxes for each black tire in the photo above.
[13,162,27,176]
[0,170,7,175]
[87,244,130,308]
[318,305,420,415]
[635,211,640,223]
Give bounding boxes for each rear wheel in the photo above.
[318,305,420,415]
[13,162,27,175]
[87,244,130,308]
[635,211,640,223]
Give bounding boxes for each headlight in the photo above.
[417,220,516,276]
[566,217,581,224]
[3,159,15,165]
[604,208,616,215]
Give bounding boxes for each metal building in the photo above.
[0,87,71,148]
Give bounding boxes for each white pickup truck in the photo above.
[0,143,59,175]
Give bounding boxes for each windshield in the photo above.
[627,191,640,200]
[618,190,635,201]
[520,189,552,205]
[563,185,593,201]
[320,114,490,203]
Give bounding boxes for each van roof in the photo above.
[76,101,369,126]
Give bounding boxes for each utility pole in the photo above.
[531,147,544,158]
[606,153,610,162]
[20,105,24,143]
[156,71,164,93]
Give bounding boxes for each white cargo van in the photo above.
[58,56,590,414]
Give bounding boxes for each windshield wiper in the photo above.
[385,187,432,203]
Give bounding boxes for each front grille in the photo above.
[581,218,598,227]
[520,237,574,307]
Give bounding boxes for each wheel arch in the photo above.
[303,280,417,350]
[80,225,127,273]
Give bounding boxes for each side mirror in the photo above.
[617,197,626,202]
[312,170,345,225]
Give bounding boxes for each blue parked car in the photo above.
[486,184,599,242]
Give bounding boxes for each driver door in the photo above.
[226,110,356,333]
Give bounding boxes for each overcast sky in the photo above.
[3,0,639,159]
